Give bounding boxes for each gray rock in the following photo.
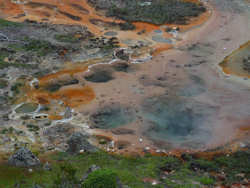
[67,132,97,154]
[8,147,40,167]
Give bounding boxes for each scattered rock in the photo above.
[115,49,130,61]
[8,147,40,167]
[67,132,97,154]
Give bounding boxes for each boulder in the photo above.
[67,132,97,154]
[8,147,40,167]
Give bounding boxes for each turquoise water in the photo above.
[90,104,136,129]
[141,94,215,147]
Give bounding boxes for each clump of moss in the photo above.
[23,38,55,56]
[82,169,118,188]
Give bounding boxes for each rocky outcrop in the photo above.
[67,132,97,154]
[8,147,40,167]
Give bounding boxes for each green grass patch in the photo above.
[214,151,250,185]
[0,19,22,27]
[198,176,215,185]
[23,38,55,56]
[55,34,79,43]
[82,169,118,188]
[7,38,55,57]
[0,150,249,187]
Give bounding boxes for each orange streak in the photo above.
[219,41,250,78]
[39,66,88,85]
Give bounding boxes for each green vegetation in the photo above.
[0,127,14,134]
[11,82,24,95]
[53,162,79,188]
[7,37,55,57]
[82,169,118,188]
[0,150,249,188]
[0,48,37,69]
[55,34,79,43]
[0,61,36,69]
[214,151,250,185]
[198,176,215,185]
[0,18,22,27]
[0,127,23,135]
[187,158,218,172]
[23,38,55,56]
[26,124,40,132]
[106,0,206,25]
